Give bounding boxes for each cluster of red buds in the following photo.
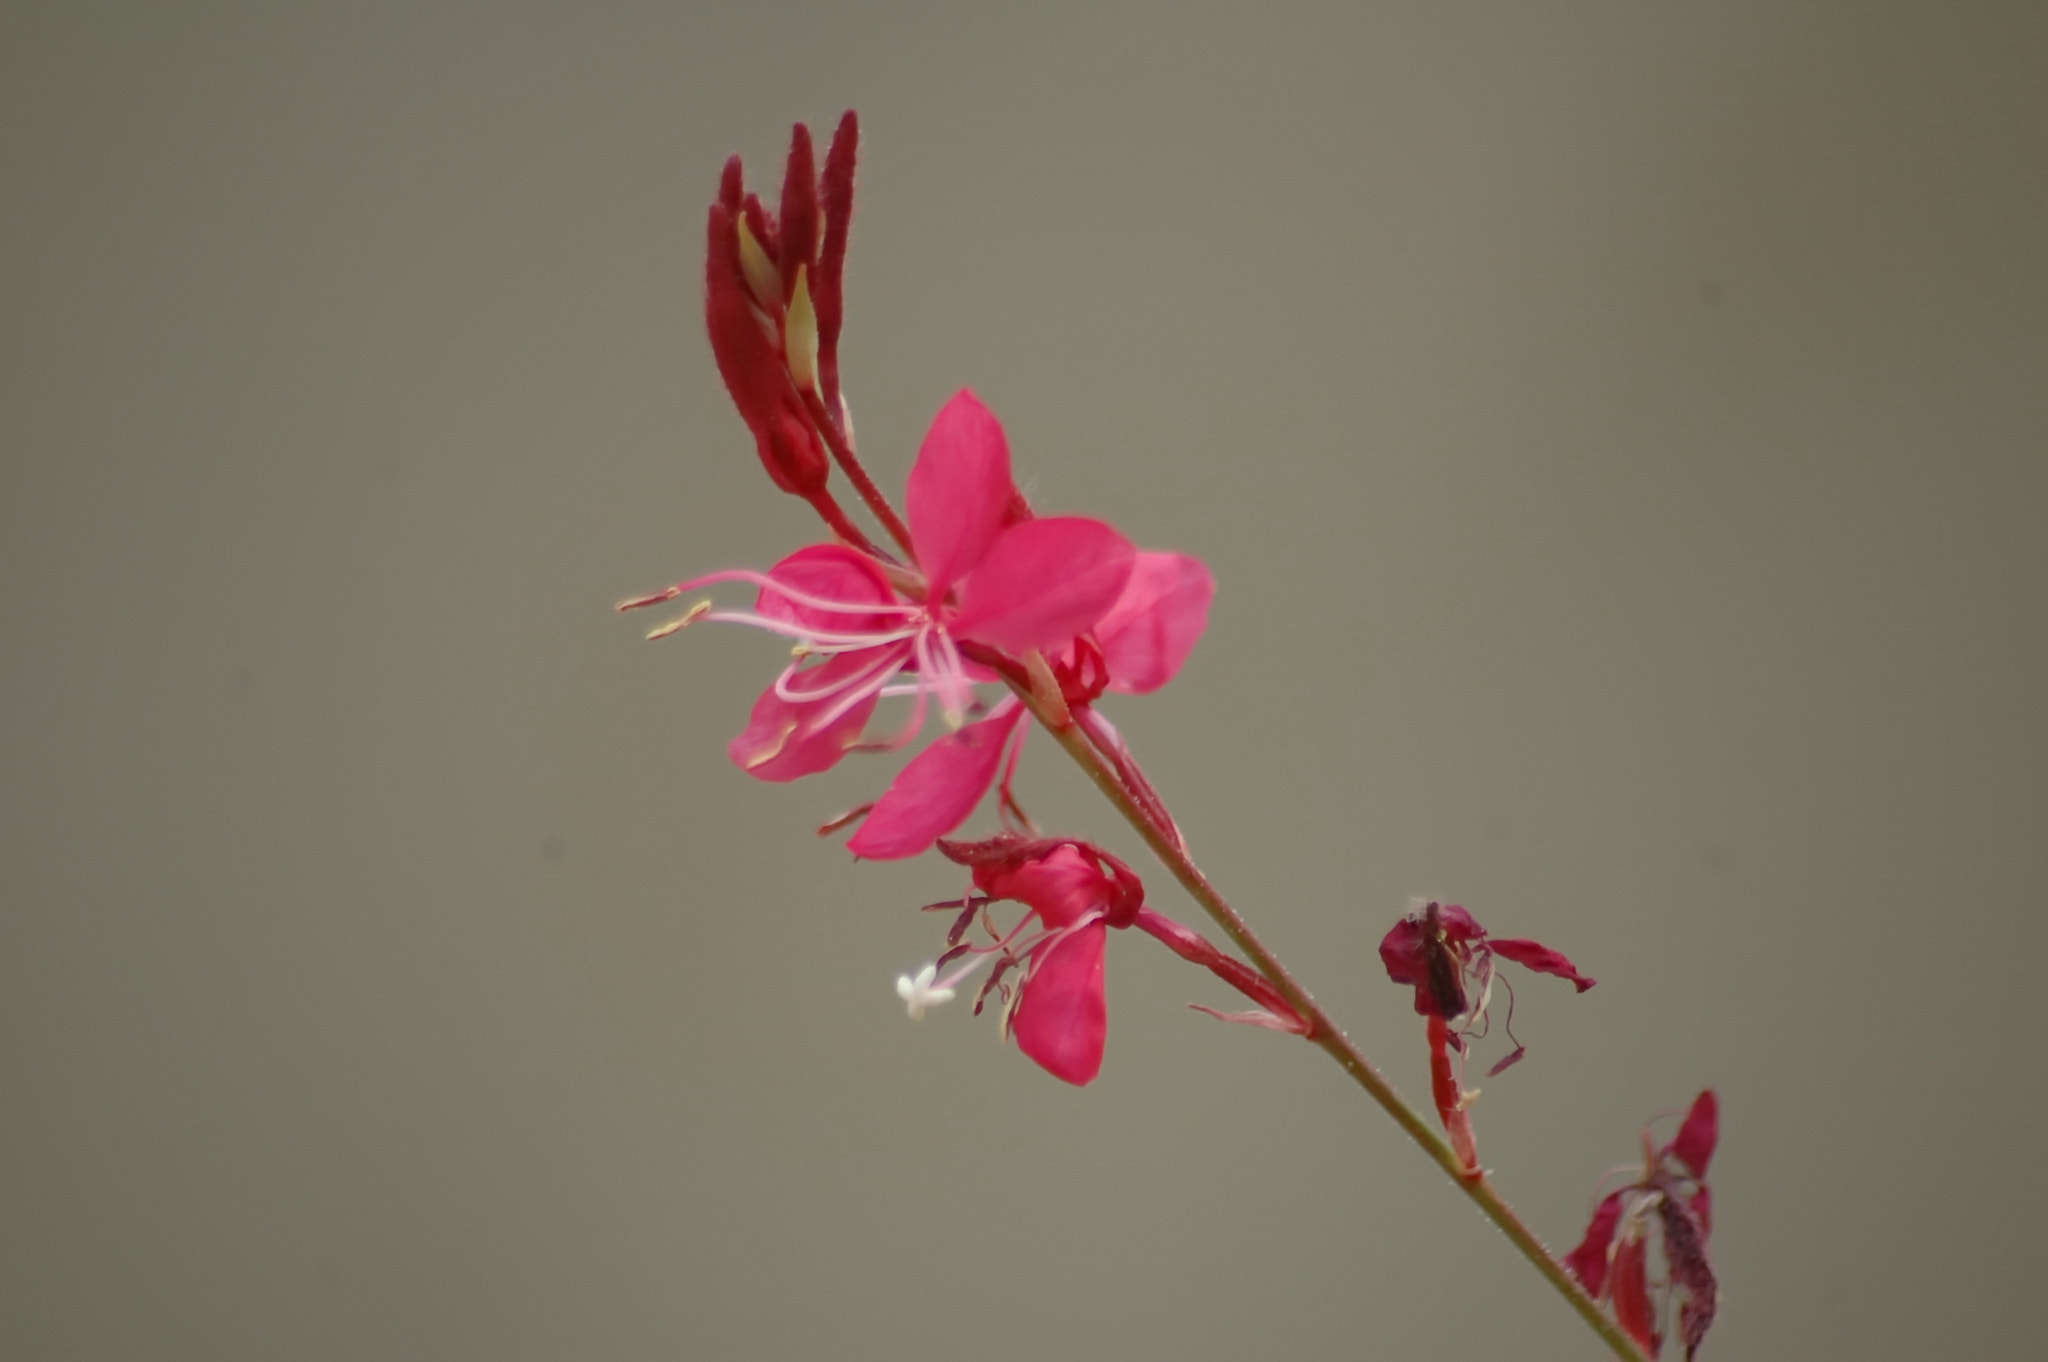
[703,113,855,503]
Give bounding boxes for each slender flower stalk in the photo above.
[997,673,1654,1362]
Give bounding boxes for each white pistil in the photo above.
[896,964,956,1021]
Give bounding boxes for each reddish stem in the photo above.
[802,486,884,557]
[803,389,915,558]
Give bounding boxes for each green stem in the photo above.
[1008,684,1650,1362]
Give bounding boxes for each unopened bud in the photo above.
[784,265,820,393]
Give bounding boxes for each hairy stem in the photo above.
[1005,683,1650,1362]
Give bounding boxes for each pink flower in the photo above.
[852,546,1215,860]
[1564,1090,1720,1359]
[1379,900,1594,1172]
[623,390,1140,856]
[897,835,1306,1085]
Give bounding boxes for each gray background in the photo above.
[5,3,2044,1358]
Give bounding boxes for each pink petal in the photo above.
[905,390,1016,596]
[1563,1190,1626,1297]
[1668,1088,1719,1179]
[845,704,1024,859]
[951,517,1135,655]
[727,652,879,782]
[757,543,900,634]
[1011,922,1108,1085]
[1095,551,1215,693]
[1488,937,1596,992]
[974,843,1111,929]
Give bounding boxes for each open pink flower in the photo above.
[623,390,1137,856]
[1564,1090,1719,1359]
[893,836,1306,1085]
[852,546,1215,860]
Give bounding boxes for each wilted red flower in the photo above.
[1379,900,1595,1171]
[893,835,1306,1085]
[1564,1089,1720,1359]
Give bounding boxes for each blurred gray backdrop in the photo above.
[5,3,2044,1358]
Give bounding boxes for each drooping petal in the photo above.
[1010,922,1108,1085]
[756,543,902,635]
[846,703,1025,859]
[1666,1088,1719,1179]
[1095,551,1215,693]
[1608,1230,1660,1356]
[728,651,879,782]
[1563,1190,1626,1297]
[1489,937,1597,993]
[951,517,1135,655]
[1657,1192,1719,1361]
[905,390,1017,596]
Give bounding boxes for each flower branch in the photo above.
[627,108,1715,1362]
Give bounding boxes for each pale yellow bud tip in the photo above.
[785,266,820,394]
[734,217,780,313]
[645,600,712,640]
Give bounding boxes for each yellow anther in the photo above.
[645,599,712,640]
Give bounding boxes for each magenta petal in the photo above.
[975,844,1109,929]
[905,390,1016,596]
[1489,937,1596,992]
[952,517,1135,655]
[1011,922,1108,1085]
[1096,551,1215,693]
[1668,1088,1719,1179]
[845,704,1024,859]
[1377,918,1432,993]
[757,543,901,634]
[1563,1190,1626,1297]
[728,652,879,782]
